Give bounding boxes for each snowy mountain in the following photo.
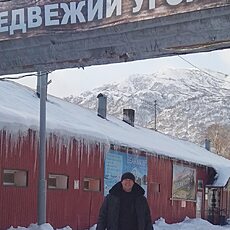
[64,68,230,144]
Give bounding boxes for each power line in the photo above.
[178,55,220,78]
[177,55,230,90]
[177,55,230,79]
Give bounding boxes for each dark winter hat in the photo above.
[121,172,135,182]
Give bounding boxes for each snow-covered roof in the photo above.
[0,80,230,187]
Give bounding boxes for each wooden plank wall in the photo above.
[0,129,214,229]
[0,129,38,229]
[0,130,105,230]
[148,155,209,223]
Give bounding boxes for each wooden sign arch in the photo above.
[0,0,230,75]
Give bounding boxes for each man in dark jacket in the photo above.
[96,172,153,230]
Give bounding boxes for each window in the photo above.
[3,169,28,187]
[48,174,68,189]
[198,180,203,190]
[83,178,100,192]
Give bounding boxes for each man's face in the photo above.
[121,179,134,192]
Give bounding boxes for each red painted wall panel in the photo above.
[0,130,105,230]
[0,129,213,229]
[45,137,104,230]
[148,156,209,223]
[0,130,38,229]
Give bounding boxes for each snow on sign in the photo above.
[0,0,227,40]
[0,0,230,75]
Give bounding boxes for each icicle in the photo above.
[91,142,96,166]
[70,139,74,160]
[65,140,69,164]
[77,139,80,169]
[66,138,72,164]
[58,138,62,165]
[60,137,64,164]
[3,130,8,159]
[99,142,106,169]
[5,131,9,157]
[33,132,39,175]
[86,140,90,168]
[80,139,83,164]
[65,139,69,164]
[29,130,33,156]
[100,143,105,169]
[18,132,22,158]
[10,133,14,156]
[10,132,16,154]
[0,130,3,157]
[52,134,56,164]
[54,135,58,164]
[46,134,50,159]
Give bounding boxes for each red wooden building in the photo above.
[0,81,230,230]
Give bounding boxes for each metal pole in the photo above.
[38,71,48,225]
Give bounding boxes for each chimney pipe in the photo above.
[97,93,107,119]
[123,109,135,127]
[205,139,211,151]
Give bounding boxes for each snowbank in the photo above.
[7,218,230,230]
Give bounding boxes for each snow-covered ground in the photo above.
[8,218,230,230]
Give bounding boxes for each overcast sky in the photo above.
[12,48,230,98]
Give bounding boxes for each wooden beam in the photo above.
[0,2,230,75]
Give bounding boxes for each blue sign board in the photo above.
[104,150,147,196]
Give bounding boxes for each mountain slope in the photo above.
[64,68,230,144]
